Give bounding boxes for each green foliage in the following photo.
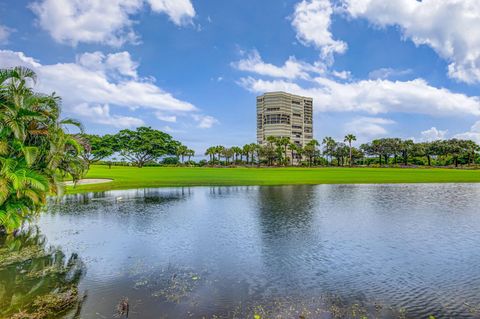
[0,67,87,233]
[0,227,85,318]
[77,133,114,165]
[112,126,181,168]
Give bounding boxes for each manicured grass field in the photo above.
[67,165,480,193]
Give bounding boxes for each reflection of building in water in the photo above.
[255,185,317,235]
[253,186,323,296]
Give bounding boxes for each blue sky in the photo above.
[1,0,480,153]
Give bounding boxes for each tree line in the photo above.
[82,130,480,168]
[203,136,480,167]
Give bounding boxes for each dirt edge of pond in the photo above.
[64,179,113,186]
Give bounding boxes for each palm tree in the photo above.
[288,142,302,166]
[221,147,234,165]
[0,67,87,234]
[215,145,225,164]
[344,134,357,167]
[277,137,290,166]
[186,149,195,162]
[231,146,242,163]
[176,145,188,164]
[242,144,251,164]
[205,147,215,163]
[322,137,336,165]
[304,139,320,166]
[248,143,257,165]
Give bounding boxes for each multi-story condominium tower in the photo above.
[256,91,313,148]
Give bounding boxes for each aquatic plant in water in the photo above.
[0,227,86,319]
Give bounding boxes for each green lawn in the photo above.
[67,165,480,193]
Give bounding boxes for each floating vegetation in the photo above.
[149,268,204,303]
[125,262,208,305]
[0,227,86,319]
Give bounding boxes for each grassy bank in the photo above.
[66,165,480,193]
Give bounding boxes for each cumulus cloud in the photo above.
[368,68,412,80]
[232,50,325,80]
[331,70,351,80]
[0,50,205,128]
[240,76,480,117]
[292,0,347,62]
[0,25,13,44]
[75,103,145,128]
[420,127,448,142]
[155,112,177,123]
[76,51,139,79]
[30,0,195,46]
[342,0,480,84]
[192,114,219,129]
[147,0,195,26]
[454,121,480,143]
[346,117,395,137]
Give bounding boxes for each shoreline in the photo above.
[66,165,480,194]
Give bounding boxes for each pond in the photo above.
[4,184,480,318]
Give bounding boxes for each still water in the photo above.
[23,185,480,317]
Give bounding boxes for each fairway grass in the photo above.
[67,165,480,193]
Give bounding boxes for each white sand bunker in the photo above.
[64,179,113,186]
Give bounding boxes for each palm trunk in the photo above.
[349,142,352,167]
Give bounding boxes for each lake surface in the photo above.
[24,184,480,317]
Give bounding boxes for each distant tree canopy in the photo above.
[77,133,114,166]
[112,127,181,168]
[200,135,479,168]
[361,138,479,167]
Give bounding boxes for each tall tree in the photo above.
[205,147,215,163]
[276,137,290,166]
[288,142,302,166]
[113,127,180,168]
[344,134,356,166]
[176,145,188,163]
[77,134,114,167]
[322,137,336,165]
[304,139,320,166]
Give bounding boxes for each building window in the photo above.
[264,113,291,125]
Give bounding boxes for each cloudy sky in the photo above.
[2,0,480,152]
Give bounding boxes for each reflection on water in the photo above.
[0,227,85,319]
[12,184,480,318]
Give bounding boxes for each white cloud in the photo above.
[0,50,204,128]
[30,0,195,46]
[77,51,138,79]
[192,114,219,129]
[232,50,325,80]
[331,70,350,80]
[342,0,480,84]
[454,121,480,143]
[420,127,448,142]
[155,112,177,122]
[75,103,144,128]
[346,116,395,137]
[147,0,195,25]
[239,76,480,117]
[292,0,347,61]
[368,68,412,80]
[0,25,13,44]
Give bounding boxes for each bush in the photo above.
[161,157,180,165]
